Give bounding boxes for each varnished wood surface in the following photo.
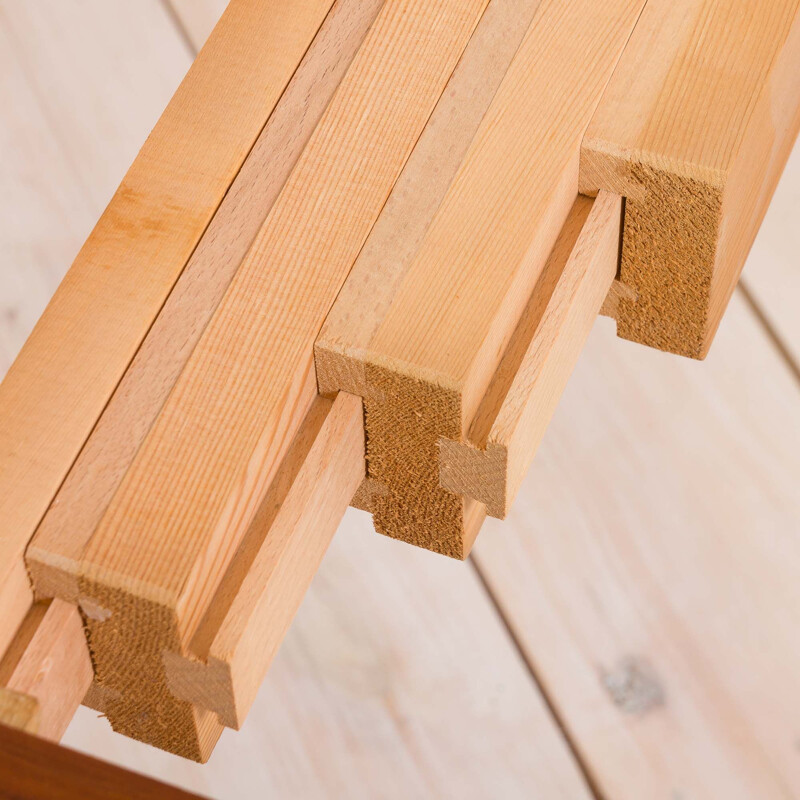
[1,1,798,797]
[0,723,207,799]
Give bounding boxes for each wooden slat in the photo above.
[0,599,92,742]
[28,0,385,602]
[0,723,207,800]
[439,192,620,518]
[0,0,334,653]
[65,0,489,761]
[164,393,364,729]
[318,0,646,559]
[473,294,800,798]
[581,0,800,358]
[0,0,191,654]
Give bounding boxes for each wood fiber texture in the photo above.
[581,0,800,357]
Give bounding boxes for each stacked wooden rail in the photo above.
[1,0,798,763]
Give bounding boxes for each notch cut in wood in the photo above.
[317,0,647,559]
[581,0,800,358]
[164,392,364,730]
[439,192,621,518]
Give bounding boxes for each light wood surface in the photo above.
[71,0,489,760]
[581,0,800,358]
[0,600,91,741]
[0,0,334,654]
[28,0,386,603]
[0,0,191,656]
[166,393,364,730]
[319,0,646,559]
[3,1,800,797]
[439,192,620,518]
[474,294,800,798]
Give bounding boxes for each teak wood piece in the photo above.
[49,0,489,761]
[0,599,91,741]
[0,722,208,800]
[0,0,334,655]
[318,0,646,559]
[165,392,364,730]
[581,0,800,358]
[28,0,385,603]
[439,192,621,518]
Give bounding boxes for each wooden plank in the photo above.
[741,138,800,367]
[168,0,230,52]
[0,600,92,742]
[68,0,489,761]
[318,0,646,559]
[0,0,191,654]
[70,509,595,798]
[0,0,334,655]
[165,393,364,730]
[473,294,800,798]
[28,0,386,603]
[581,0,800,358]
[439,192,620,518]
[0,723,208,800]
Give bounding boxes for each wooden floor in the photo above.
[2,2,799,797]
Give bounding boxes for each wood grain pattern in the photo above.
[581,0,800,358]
[0,722,207,800]
[0,0,191,656]
[474,293,800,798]
[0,600,91,742]
[319,0,646,559]
[0,0,334,654]
[165,393,364,730]
[440,192,620,518]
[28,0,385,603]
[72,0,489,760]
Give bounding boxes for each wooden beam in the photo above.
[318,0,646,559]
[0,690,40,737]
[0,600,91,742]
[439,192,620,518]
[0,723,207,800]
[0,0,335,653]
[165,392,364,730]
[57,0,489,761]
[28,0,385,604]
[581,0,800,358]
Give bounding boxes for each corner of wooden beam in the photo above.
[0,688,41,736]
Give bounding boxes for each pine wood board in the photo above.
[0,0,334,656]
[741,137,800,368]
[69,0,489,760]
[66,510,595,800]
[439,192,620,518]
[164,393,364,730]
[28,0,386,603]
[318,0,646,559]
[0,600,91,742]
[0,0,191,655]
[474,293,800,798]
[581,0,800,358]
